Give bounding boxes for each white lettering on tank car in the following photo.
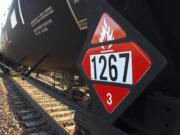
[30,6,55,36]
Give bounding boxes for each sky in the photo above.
[0,0,12,34]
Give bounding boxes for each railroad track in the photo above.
[11,76,77,135]
[0,62,95,135]
[3,76,57,135]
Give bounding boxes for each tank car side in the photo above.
[0,0,87,72]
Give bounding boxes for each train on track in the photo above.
[0,0,87,72]
[1,0,180,135]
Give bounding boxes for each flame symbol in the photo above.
[99,18,114,50]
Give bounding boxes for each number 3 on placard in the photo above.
[107,93,112,105]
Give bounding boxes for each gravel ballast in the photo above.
[0,76,25,135]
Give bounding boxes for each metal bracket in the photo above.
[13,56,26,69]
[24,54,47,77]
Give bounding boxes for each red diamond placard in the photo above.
[78,12,166,114]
